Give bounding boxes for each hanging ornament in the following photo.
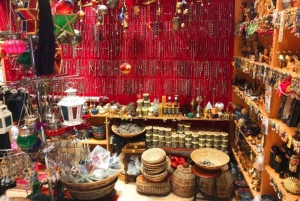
[2,33,27,57]
[17,49,32,70]
[97,4,108,15]
[53,14,78,37]
[77,10,85,22]
[106,0,118,9]
[120,62,132,74]
[16,125,37,149]
[56,0,75,14]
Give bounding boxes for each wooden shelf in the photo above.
[231,147,260,198]
[93,114,232,122]
[234,56,300,82]
[84,138,108,145]
[233,86,298,140]
[265,165,300,201]
[234,120,259,156]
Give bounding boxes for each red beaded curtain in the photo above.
[2,0,234,108]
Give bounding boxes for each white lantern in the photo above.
[57,88,85,126]
[0,101,13,134]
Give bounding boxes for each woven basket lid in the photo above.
[177,163,192,173]
[142,148,166,164]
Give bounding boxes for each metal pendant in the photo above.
[106,0,118,9]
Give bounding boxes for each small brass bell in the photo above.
[123,19,129,29]
[134,6,140,15]
[181,22,185,28]
[177,8,182,14]
[172,16,181,31]
[183,8,189,14]
[176,2,183,8]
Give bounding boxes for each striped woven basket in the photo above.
[136,175,171,196]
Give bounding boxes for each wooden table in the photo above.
[122,146,145,184]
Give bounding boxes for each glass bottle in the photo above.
[270,146,279,169]
[289,155,300,178]
[274,153,283,174]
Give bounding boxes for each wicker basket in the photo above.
[111,121,146,139]
[141,148,166,164]
[283,177,300,195]
[142,159,166,168]
[142,170,169,183]
[191,148,230,170]
[60,165,123,191]
[69,177,118,200]
[142,163,166,175]
[199,164,233,198]
[136,175,171,196]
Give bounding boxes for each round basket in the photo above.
[143,170,169,183]
[111,121,146,139]
[69,177,118,200]
[191,148,230,170]
[283,177,300,195]
[142,158,166,168]
[142,148,166,164]
[60,164,123,191]
[142,163,166,175]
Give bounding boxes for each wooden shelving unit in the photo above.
[265,165,300,201]
[231,147,260,198]
[232,86,298,140]
[233,0,300,199]
[88,113,234,151]
[234,120,260,156]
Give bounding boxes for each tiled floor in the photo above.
[115,179,238,201]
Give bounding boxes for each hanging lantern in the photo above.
[120,62,132,74]
[56,0,75,14]
[0,101,13,134]
[2,34,27,57]
[16,125,37,149]
[57,87,85,126]
[17,49,32,70]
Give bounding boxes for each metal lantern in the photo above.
[57,88,85,126]
[0,101,13,134]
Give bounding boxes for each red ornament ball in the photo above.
[56,0,74,14]
[120,62,132,74]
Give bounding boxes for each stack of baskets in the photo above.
[137,148,171,196]
[61,169,121,200]
[141,148,170,182]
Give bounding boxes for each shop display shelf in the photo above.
[233,86,268,117]
[234,56,300,80]
[265,165,300,201]
[231,146,259,198]
[234,120,260,156]
[233,86,298,144]
[105,115,232,121]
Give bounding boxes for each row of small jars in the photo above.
[146,139,228,151]
[146,129,228,142]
